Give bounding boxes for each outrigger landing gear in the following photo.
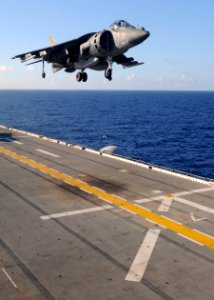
[42,58,46,78]
[105,56,113,81]
[76,71,88,82]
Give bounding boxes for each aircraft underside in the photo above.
[52,56,113,82]
[76,58,112,82]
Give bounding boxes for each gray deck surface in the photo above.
[0,127,214,300]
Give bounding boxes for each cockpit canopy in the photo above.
[110,20,136,30]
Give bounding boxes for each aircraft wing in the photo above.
[12,33,95,64]
[113,54,144,68]
[11,42,72,63]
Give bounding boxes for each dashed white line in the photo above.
[40,205,112,220]
[98,196,112,204]
[135,198,156,204]
[177,233,203,246]
[36,149,60,158]
[80,187,92,194]
[112,194,127,201]
[162,216,182,225]
[125,229,161,282]
[193,229,214,239]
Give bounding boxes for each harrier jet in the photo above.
[12,20,150,82]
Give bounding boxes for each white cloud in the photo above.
[127,74,136,81]
[26,65,35,71]
[165,58,183,65]
[179,72,190,81]
[0,65,13,72]
[157,76,166,82]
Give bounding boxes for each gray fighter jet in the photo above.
[12,20,150,82]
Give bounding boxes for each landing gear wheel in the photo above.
[42,72,46,79]
[105,69,112,81]
[82,72,88,82]
[76,72,83,82]
[76,72,88,82]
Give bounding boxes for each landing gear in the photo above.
[105,56,113,81]
[105,68,112,81]
[42,58,46,79]
[82,72,88,82]
[76,71,88,82]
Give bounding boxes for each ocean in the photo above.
[0,90,213,179]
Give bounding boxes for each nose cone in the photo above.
[131,29,150,46]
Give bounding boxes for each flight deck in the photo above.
[0,125,214,300]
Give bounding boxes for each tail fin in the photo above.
[49,36,63,73]
[49,36,56,46]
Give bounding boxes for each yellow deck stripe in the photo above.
[1,146,214,250]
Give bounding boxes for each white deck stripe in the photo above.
[175,197,214,214]
[135,198,156,204]
[13,141,23,145]
[135,187,214,205]
[177,233,203,246]
[2,268,17,288]
[125,229,161,282]
[36,149,60,158]
[174,187,214,197]
[40,205,112,220]
[158,197,173,212]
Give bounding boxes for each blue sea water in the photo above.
[0,90,213,179]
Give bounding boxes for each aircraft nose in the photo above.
[144,30,150,39]
[139,29,150,42]
[132,29,150,46]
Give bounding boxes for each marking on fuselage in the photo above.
[36,149,60,158]
[40,205,112,220]
[0,146,214,250]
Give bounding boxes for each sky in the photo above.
[0,0,214,90]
